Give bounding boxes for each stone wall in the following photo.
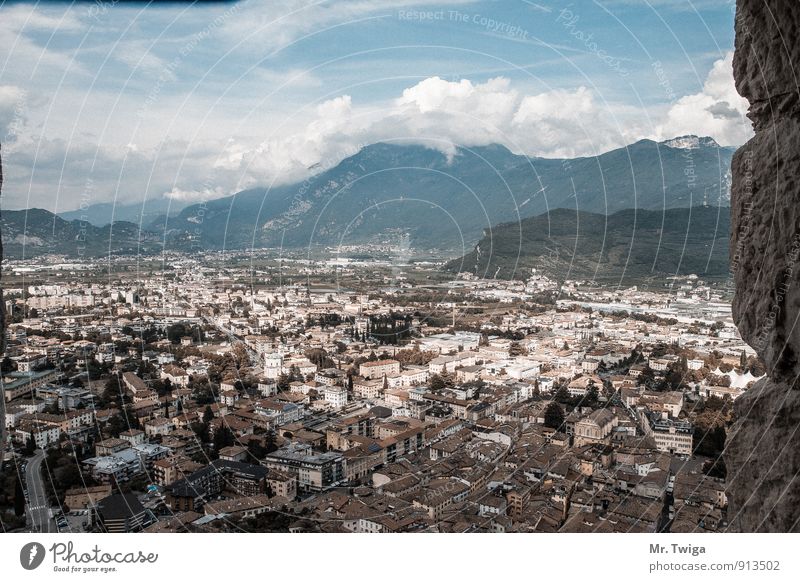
[726,0,800,532]
[0,144,5,448]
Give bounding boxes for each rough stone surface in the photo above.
[730,119,800,382]
[727,0,800,532]
[0,144,5,447]
[726,378,800,532]
[733,0,800,131]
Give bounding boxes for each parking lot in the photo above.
[54,509,91,533]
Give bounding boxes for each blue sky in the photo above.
[0,0,749,211]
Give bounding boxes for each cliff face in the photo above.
[0,143,5,448]
[726,0,800,532]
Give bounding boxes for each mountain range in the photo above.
[155,135,733,250]
[58,198,187,227]
[1,136,735,278]
[0,208,164,259]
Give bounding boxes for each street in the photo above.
[25,449,54,533]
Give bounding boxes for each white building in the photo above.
[324,385,348,409]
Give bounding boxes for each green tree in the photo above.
[213,426,235,452]
[544,402,565,430]
[429,373,453,391]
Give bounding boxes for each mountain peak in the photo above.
[344,141,447,166]
[660,135,720,149]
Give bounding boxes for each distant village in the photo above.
[0,253,759,533]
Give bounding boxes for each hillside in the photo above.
[445,205,731,284]
[160,136,734,250]
[1,208,164,258]
[58,198,187,227]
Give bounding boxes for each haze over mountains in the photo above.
[3,135,734,281]
[58,198,188,228]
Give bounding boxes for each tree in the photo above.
[213,426,235,452]
[636,366,655,387]
[23,436,36,457]
[429,373,454,392]
[1,356,14,374]
[544,402,565,430]
[509,341,527,357]
[102,374,124,407]
[124,405,141,430]
[276,373,290,393]
[288,365,303,382]
[203,405,214,424]
[708,373,731,387]
[694,424,726,457]
[306,348,334,369]
[105,414,127,438]
[13,474,25,517]
[247,439,267,461]
[583,384,599,407]
[191,421,210,444]
[264,430,278,454]
[166,323,189,344]
[553,385,570,404]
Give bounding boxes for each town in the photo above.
[0,249,757,533]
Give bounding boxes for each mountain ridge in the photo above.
[1,136,736,260]
[156,135,734,250]
[445,204,731,283]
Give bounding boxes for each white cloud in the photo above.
[229,58,750,190]
[113,42,176,81]
[0,4,87,81]
[231,76,639,182]
[397,77,514,115]
[1,4,85,33]
[656,52,752,146]
[164,185,230,202]
[0,85,26,139]
[514,86,594,123]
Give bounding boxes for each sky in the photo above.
[0,0,751,212]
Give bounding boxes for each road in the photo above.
[25,450,54,533]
